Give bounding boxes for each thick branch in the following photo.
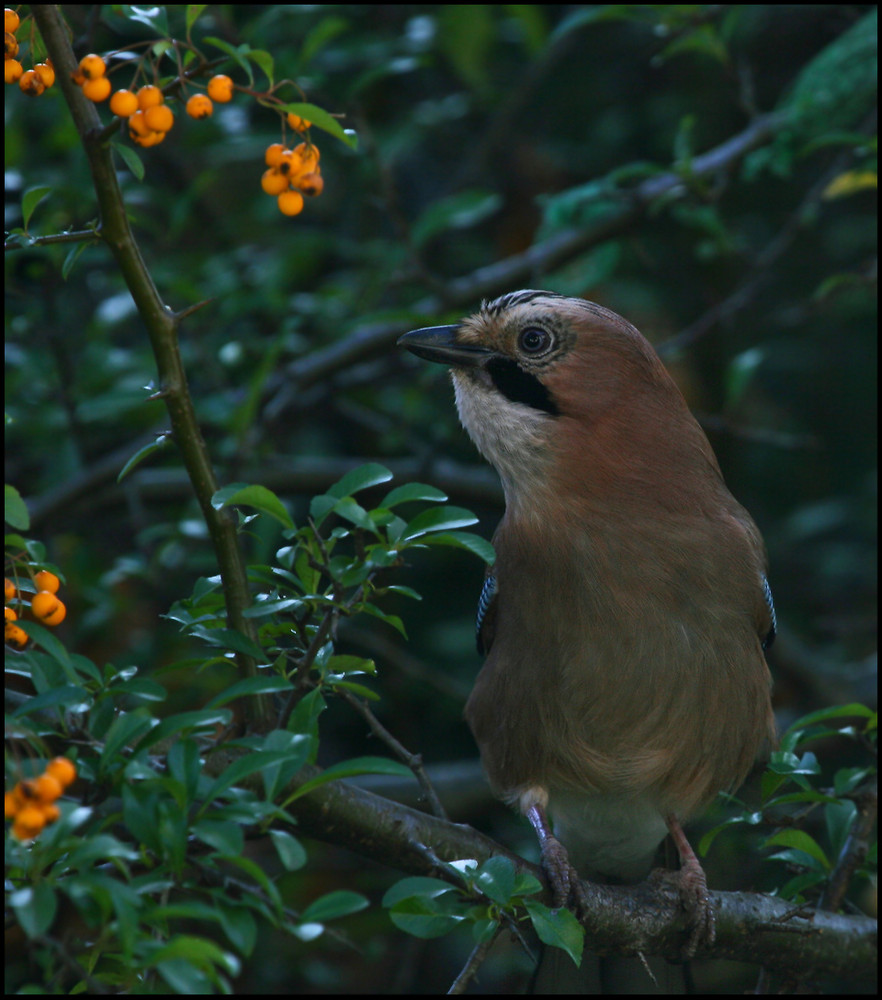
[206,747,876,985]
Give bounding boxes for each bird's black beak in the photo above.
[398,325,496,369]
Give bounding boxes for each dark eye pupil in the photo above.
[520,329,548,353]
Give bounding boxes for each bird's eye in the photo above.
[518,328,551,355]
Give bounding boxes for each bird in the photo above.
[398,290,776,988]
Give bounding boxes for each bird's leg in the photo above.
[524,797,584,911]
[663,813,716,956]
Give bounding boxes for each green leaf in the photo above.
[300,15,349,67]
[22,186,51,230]
[111,139,145,181]
[786,703,875,730]
[186,5,208,33]
[302,890,369,922]
[380,482,448,507]
[190,626,266,660]
[213,483,295,531]
[5,484,30,530]
[66,834,140,869]
[332,496,375,531]
[10,883,57,939]
[117,434,171,483]
[62,239,95,280]
[204,36,254,82]
[245,48,274,87]
[474,855,517,904]
[402,507,479,541]
[11,684,91,718]
[418,530,496,564]
[382,877,460,907]
[277,101,357,149]
[288,756,413,801]
[192,819,245,858]
[762,830,831,870]
[326,654,376,675]
[205,676,291,707]
[269,829,308,871]
[202,750,297,805]
[100,711,158,768]
[327,463,393,499]
[217,904,257,956]
[524,899,584,966]
[140,709,230,752]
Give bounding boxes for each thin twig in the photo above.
[448,926,502,994]
[339,688,449,820]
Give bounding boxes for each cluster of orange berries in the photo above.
[99,70,234,147]
[5,757,77,840]
[5,571,67,649]
[7,12,328,219]
[5,8,55,93]
[261,114,324,217]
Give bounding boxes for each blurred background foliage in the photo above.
[5,4,876,993]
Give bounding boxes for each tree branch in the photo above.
[31,5,268,728]
[204,746,876,985]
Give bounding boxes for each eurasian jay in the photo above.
[398,291,776,974]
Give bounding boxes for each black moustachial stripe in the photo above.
[486,357,559,415]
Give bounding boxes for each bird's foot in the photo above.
[661,814,716,956]
[525,799,590,913]
[539,832,583,910]
[650,858,715,957]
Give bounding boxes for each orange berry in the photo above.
[70,69,85,86]
[136,84,163,110]
[287,113,311,132]
[296,171,324,197]
[40,802,61,823]
[5,57,21,83]
[4,578,15,601]
[5,622,27,648]
[5,30,18,59]
[127,109,151,137]
[5,606,16,623]
[277,190,304,217]
[5,787,23,818]
[5,8,20,33]
[292,141,320,170]
[19,68,45,96]
[110,88,139,117]
[78,53,106,80]
[207,73,233,102]
[261,168,289,196]
[25,773,63,803]
[34,62,55,88]
[265,142,286,167]
[185,93,213,119]
[277,148,301,178]
[12,805,46,840]
[82,75,111,102]
[33,570,60,594]
[31,590,66,626]
[144,104,174,132]
[132,129,165,148]
[46,757,77,789]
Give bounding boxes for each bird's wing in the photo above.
[476,571,498,656]
[761,574,777,650]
